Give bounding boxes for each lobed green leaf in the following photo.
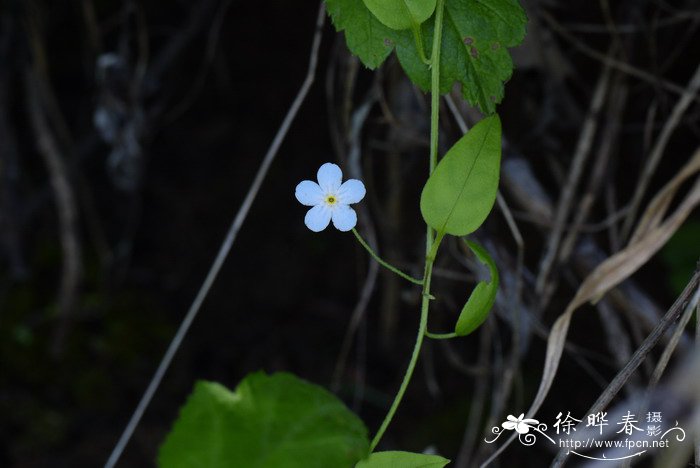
[420,114,501,236]
[326,0,527,112]
[158,372,369,468]
[362,0,437,30]
[325,0,407,69]
[356,451,450,467]
[393,0,527,114]
[454,240,499,336]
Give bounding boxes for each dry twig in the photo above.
[105,4,327,466]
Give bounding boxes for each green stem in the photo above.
[369,0,446,452]
[369,233,444,452]
[429,0,445,173]
[352,228,423,285]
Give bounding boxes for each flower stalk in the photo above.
[352,228,423,285]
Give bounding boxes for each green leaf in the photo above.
[396,0,527,114]
[420,114,501,236]
[660,220,700,295]
[362,0,437,30]
[159,372,369,468]
[455,240,498,336]
[325,0,408,69]
[356,451,450,467]
[326,0,526,110]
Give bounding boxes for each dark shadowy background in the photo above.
[1,0,699,467]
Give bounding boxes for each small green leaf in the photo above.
[362,0,437,30]
[396,0,527,113]
[325,0,409,69]
[159,372,369,468]
[356,451,450,467]
[455,240,498,336]
[420,114,501,236]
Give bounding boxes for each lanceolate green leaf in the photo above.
[455,240,498,336]
[395,0,527,114]
[420,114,501,236]
[362,0,437,30]
[356,451,450,468]
[158,373,369,468]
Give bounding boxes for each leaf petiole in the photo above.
[411,22,431,65]
[425,331,457,339]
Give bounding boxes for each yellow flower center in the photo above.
[325,195,337,205]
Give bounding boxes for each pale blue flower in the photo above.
[295,162,366,232]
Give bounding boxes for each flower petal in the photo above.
[331,205,357,232]
[337,179,366,205]
[506,415,519,422]
[502,422,517,430]
[304,205,331,232]
[317,163,342,192]
[295,180,324,206]
[515,423,530,434]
